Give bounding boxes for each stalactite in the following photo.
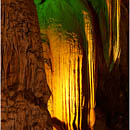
[113,0,121,62]
[83,10,96,130]
[33,0,127,129]
[106,0,112,57]
[106,0,121,69]
[42,10,96,130]
[42,28,83,130]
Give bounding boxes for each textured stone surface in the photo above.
[1,0,52,129]
[96,1,128,129]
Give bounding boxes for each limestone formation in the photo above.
[1,0,52,129]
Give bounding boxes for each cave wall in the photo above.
[1,0,128,130]
[96,1,129,130]
[1,0,52,129]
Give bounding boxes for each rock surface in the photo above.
[96,1,128,129]
[1,0,52,129]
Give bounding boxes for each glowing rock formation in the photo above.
[34,0,121,129]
